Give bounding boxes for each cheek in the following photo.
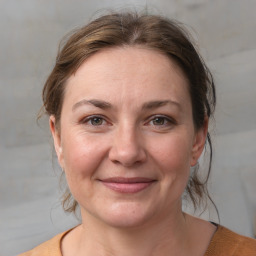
[61,132,108,187]
[150,133,193,191]
[153,133,192,170]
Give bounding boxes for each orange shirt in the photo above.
[205,225,256,256]
[19,225,256,256]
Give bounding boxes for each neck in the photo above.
[73,207,191,256]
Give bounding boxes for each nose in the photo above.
[108,125,147,167]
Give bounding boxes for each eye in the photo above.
[81,115,107,126]
[89,116,104,126]
[151,116,168,126]
[146,115,176,129]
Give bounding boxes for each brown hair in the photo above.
[42,11,216,214]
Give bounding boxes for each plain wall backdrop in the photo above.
[1,0,256,255]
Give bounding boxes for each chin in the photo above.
[96,202,157,229]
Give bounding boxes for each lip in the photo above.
[99,177,156,193]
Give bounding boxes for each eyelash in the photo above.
[80,115,109,126]
[80,114,176,128]
[146,115,176,128]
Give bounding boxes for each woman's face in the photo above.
[50,47,207,228]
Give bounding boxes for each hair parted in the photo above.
[42,11,216,214]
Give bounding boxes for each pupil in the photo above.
[154,117,164,125]
[92,117,102,125]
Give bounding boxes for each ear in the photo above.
[190,117,209,167]
[49,115,64,168]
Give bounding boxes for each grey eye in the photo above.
[152,117,167,125]
[90,117,104,125]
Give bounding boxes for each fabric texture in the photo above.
[204,225,256,256]
[18,225,256,256]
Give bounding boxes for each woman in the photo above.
[19,11,256,256]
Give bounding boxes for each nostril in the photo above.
[109,145,147,167]
[108,128,147,166]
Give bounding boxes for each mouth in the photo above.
[99,177,156,193]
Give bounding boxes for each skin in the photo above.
[50,46,216,256]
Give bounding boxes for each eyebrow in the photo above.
[72,99,180,111]
[72,99,112,111]
[142,100,181,110]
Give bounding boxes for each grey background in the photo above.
[1,0,256,255]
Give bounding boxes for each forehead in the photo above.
[64,46,190,107]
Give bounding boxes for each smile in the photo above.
[99,177,156,193]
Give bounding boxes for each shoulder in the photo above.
[205,225,256,256]
[17,229,71,256]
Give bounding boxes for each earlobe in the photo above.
[49,115,63,167]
